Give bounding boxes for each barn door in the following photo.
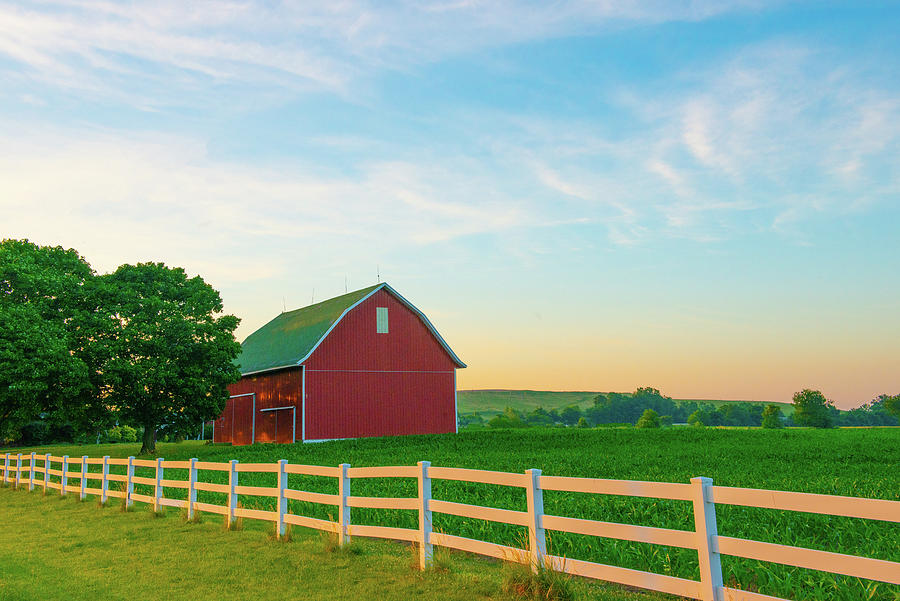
[275,408,294,444]
[260,407,295,444]
[230,393,255,446]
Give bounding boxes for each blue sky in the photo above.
[2,1,899,406]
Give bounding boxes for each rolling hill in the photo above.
[456,389,794,416]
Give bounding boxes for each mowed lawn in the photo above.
[0,485,669,601]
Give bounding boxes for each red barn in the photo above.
[213,283,465,444]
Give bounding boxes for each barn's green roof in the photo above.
[236,284,382,375]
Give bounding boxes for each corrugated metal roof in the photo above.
[236,284,381,375]
[236,282,466,375]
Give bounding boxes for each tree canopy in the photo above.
[101,262,241,454]
[791,389,834,428]
[0,302,86,439]
[1,240,241,451]
[0,240,96,438]
[882,394,900,420]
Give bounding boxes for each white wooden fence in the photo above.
[2,451,898,601]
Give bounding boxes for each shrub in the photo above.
[636,408,661,429]
[19,421,50,445]
[116,425,138,443]
[105,425,138,444]
[576,417,589,428]
[48,421,75,443]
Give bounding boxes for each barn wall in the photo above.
[304,288,458,440]
[305,371,455,440]
[304,288,458,372]
[213,367,301,445]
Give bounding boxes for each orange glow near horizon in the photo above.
[450,328,899,410]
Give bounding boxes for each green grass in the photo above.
[0,485,673,601]
[4,427,899,600]
[456,389,794,417]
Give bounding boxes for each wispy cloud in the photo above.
[0,125,557,280]
[603,41,900,239]
[0,0,779,107]
[3,8,899,252]
[0,2,351,107]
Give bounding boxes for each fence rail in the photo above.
[2,451,898,601]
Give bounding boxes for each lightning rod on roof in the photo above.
[282,296,286,313]
[377,264,380,283]
[345,276,348,293]
[311,288,315,304]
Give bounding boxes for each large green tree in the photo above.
[101,263,241,454]
[0,304,86,439]
[791,389,834,428]
[0,240,101,439]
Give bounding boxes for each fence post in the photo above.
[154,457,164,512]
[418,460,433,570]
[3,453,9,484]
[80,455,88,500]
[14,453,22,489]
[188,458,198,520]
[227,460,238,529]
[61,455,68,496]
[43,453,50,491]
[691,477,723,601]
[525,468,546,572]
[29,452,36,491]
[338,463,351,546]
[277,459,288,538]
[126,456,135,507]
[101,456,110,504]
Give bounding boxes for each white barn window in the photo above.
[376,307,389,333]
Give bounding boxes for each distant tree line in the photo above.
[458,386,900,430]
[0,239,241,453]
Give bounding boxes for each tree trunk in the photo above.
[139,424,156,455]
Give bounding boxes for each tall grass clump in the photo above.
[269,523,292,542]
[319,530,365,556]
[501,562,575,601]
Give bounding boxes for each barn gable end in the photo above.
[214,283,465,445]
